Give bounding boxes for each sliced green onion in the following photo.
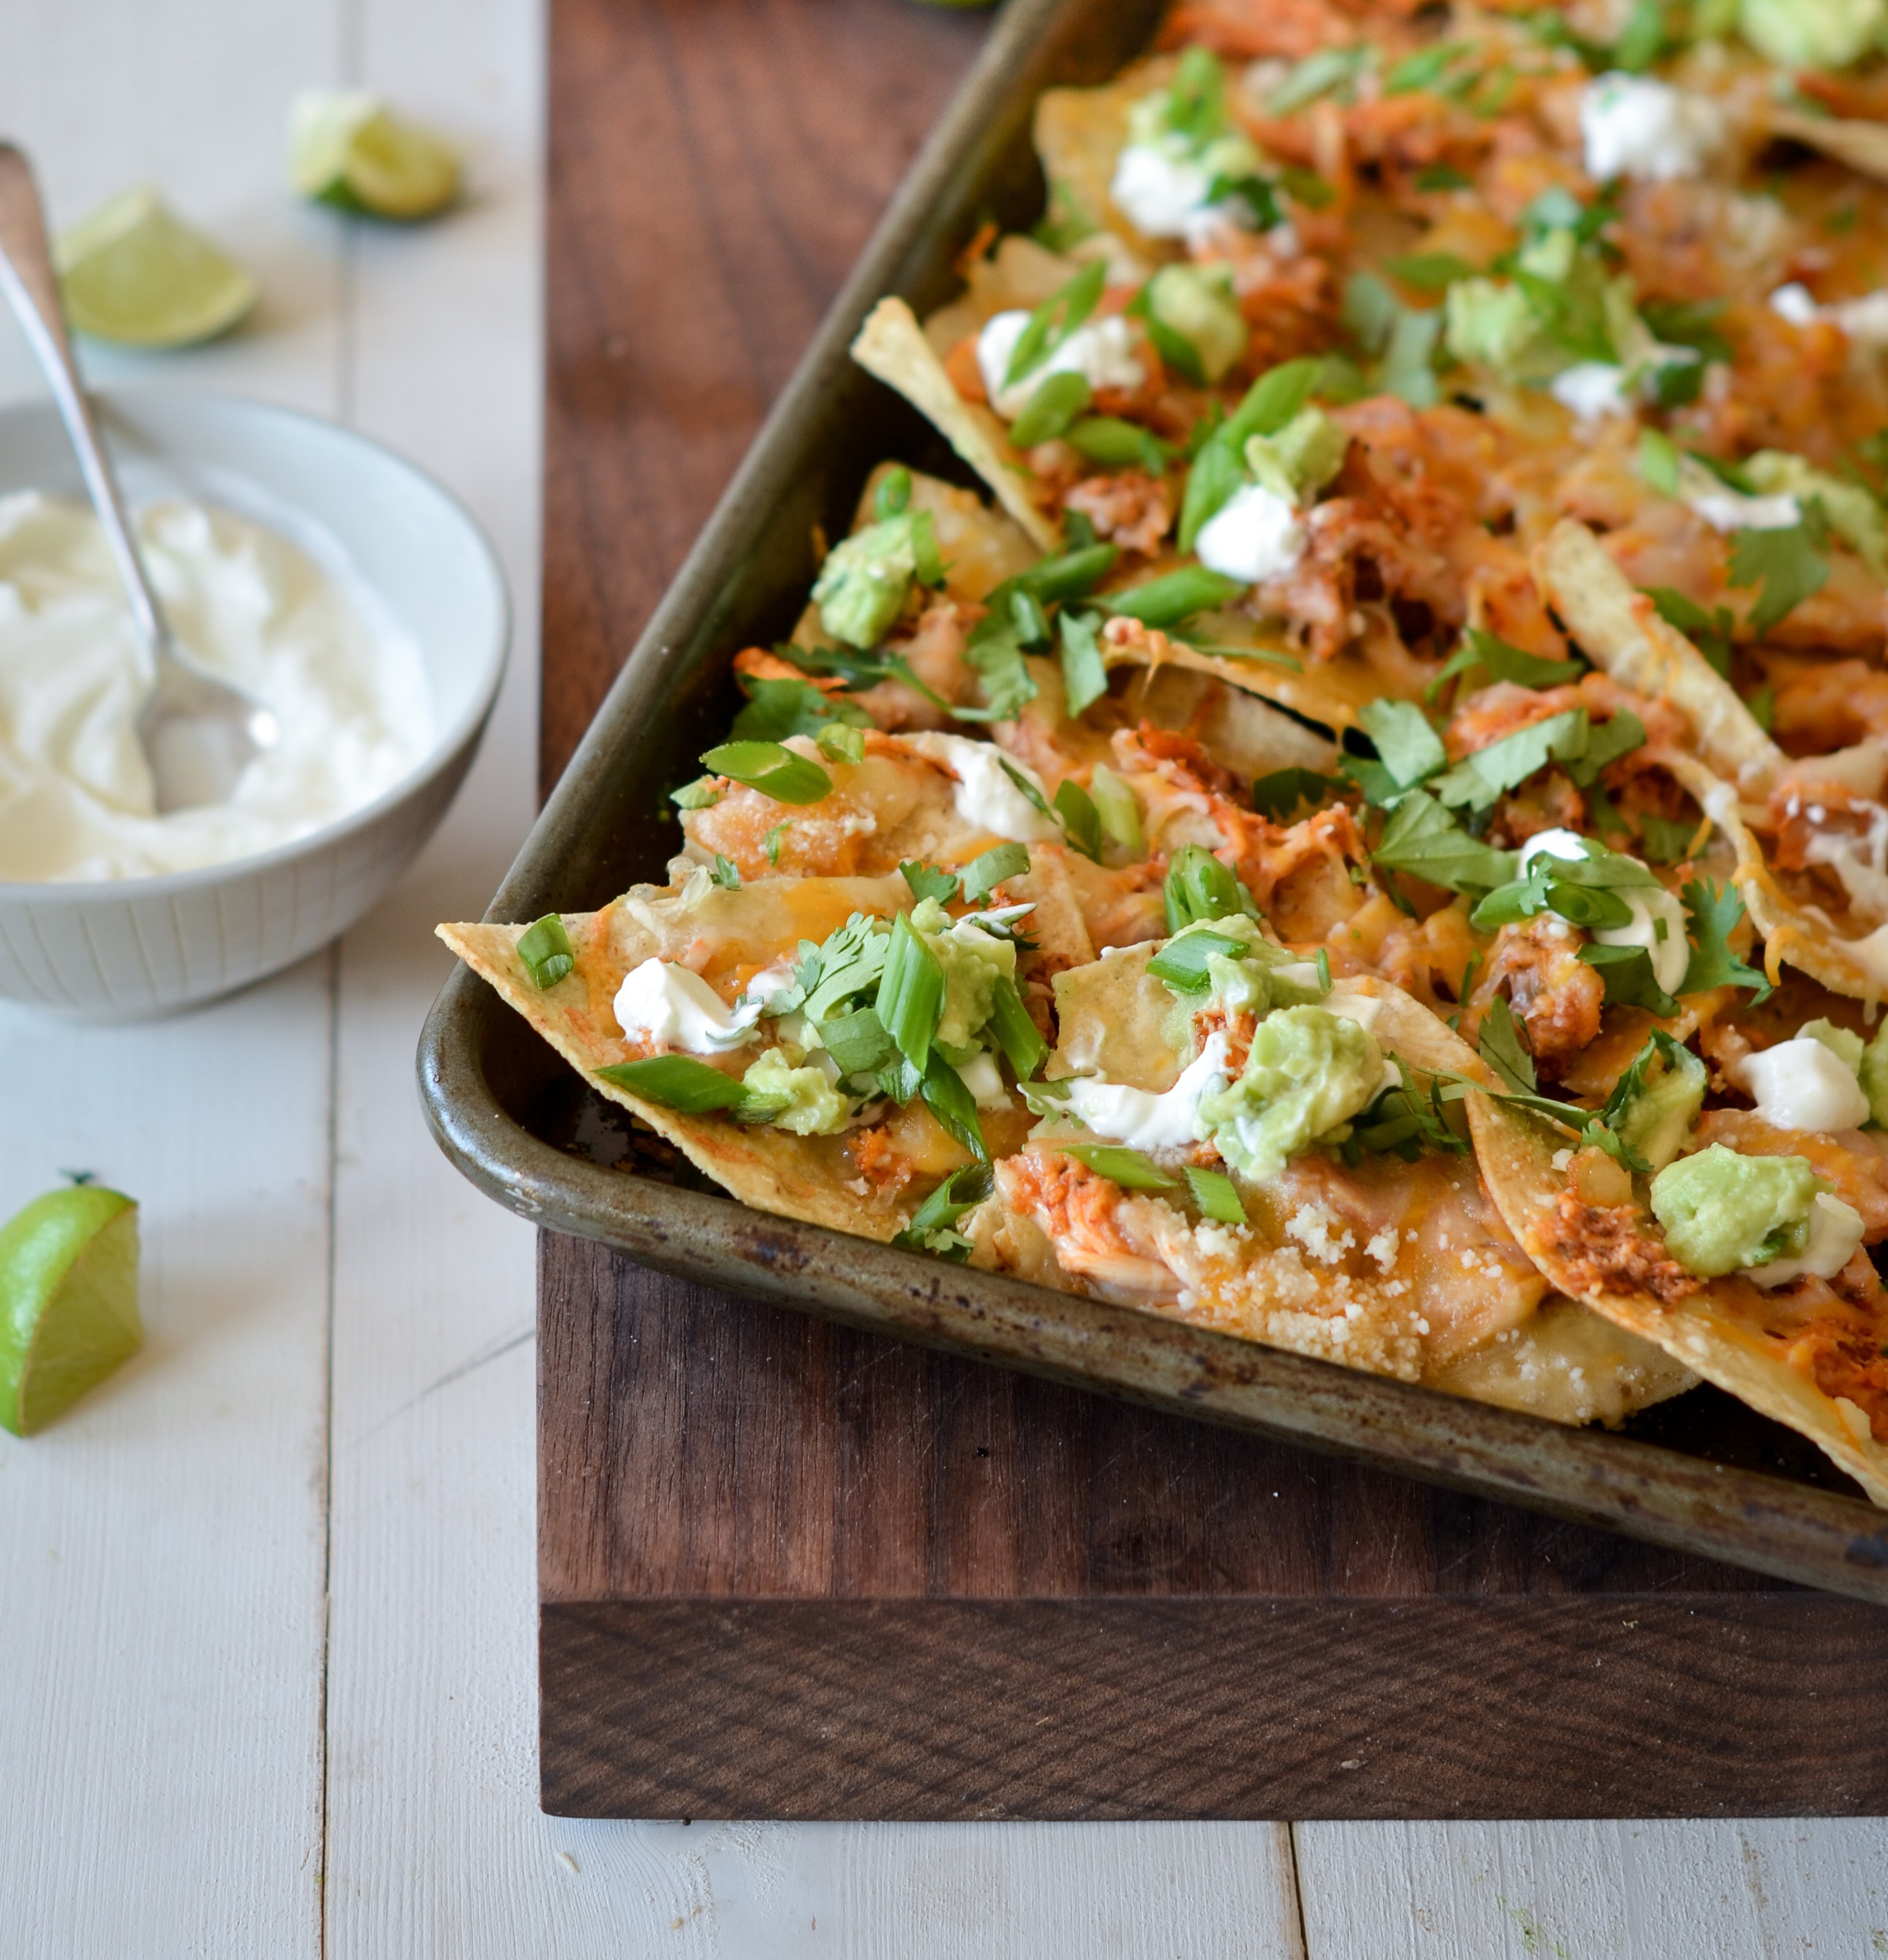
[816,722,867,765]
[1056,1142,1176,1189]
[1164,844,1258,931]
[892,1161,996,1255]
[1015,540,1119,605]
[1003,259,1107,390]
[1009,587,1052,647]
[1009,370,1093,448]
[1106,566,1247,628]
[1059,607,1109,718]
[819,1006,898,1076]
[672,780,721,810]
[1184,1164,1247,1224]
[961,842,1030,903]
[596,1054,752,1114]
[1147,927,1247,992]
[875,465,912,519]
[1227,356,1323,447]
[700,740,832,805]
[1089,763,1143,853]
[1067,417,1172,472]
[920,1053,988,1163]
[900,859,960,904]
[516,914,575,989]
[1053,778,1103,861]
[764,823,788,866]
[878,911,946,1073]
[986,974,1048,1082]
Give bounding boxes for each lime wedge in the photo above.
[288,91,459,221]
[0,1186,141,1436]
[55,189,257,347]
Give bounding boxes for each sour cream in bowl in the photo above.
[0,389,508,1018]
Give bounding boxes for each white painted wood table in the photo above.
[2,2,1885,1953]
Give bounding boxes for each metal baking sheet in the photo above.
[417,0,1888,1602]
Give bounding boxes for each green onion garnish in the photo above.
[516,914,575,989]
[1147,927,1247,992]
[816,722,867,765]
[878,911,946,1073]
[1058,606,1108,717]
[892,1161,996,1257]
[1009,370,1093,448]
[1053,778,1103,861]
[961,842,1029,903]
[920,1053,988,1162]
[1089,763,1143,852]
[1002,259,1107,390]
[1105,565,1247,628]
[700,740,832,805]
[1184,1164,1247,1224]
[672,780,721,810]
[986,974,1047,1082]
[875,466,912,518]
[1164,845,1258,932]
[595,1054,753,1114]
[1056,1142,1176,1189]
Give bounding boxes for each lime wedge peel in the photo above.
[288,91,460,221]
[0,1186,141,1436]
[55,188,257,348]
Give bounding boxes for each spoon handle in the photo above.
[0,145,171,660]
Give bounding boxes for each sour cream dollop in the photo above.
[900,732,1062,842]
[1579,73,1726,183]
[1058,1031,1231,1151]
[1749,1192,1867,1288]
[1194,482,1304,584]
[612,957,764,1053]
[1740,1036,1871,1133]
[974,310,1144,421]
[0,492,430,882]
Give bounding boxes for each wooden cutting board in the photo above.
[538,0,1888,1820]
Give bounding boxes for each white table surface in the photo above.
[2,1,1885,1953]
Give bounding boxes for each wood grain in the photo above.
[539,0,1888,1822]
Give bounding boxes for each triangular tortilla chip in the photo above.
[851,297,1061,551]
[1469,1093,1888,1504]
[439,877,920,1241]
[1770,109,1888,184]
[1536,519,1782,794]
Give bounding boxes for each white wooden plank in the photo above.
[0,967,334,1955]
[1295,1818,1888,1958]
[0,4,345,1952]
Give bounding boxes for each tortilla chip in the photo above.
[1536,519,1782,794]
[438,878,919,1242]
[1658,745,1888,1006]
[922,236,1086,361]
[1469,1093,1888,1504]
[1770,110,1888,185]
[1033,59,1176,258]
[980,960,1683,1419]
[851,297,1061,551]
[1127,662,1339,777]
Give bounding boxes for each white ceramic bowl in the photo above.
[0,388,508,1019]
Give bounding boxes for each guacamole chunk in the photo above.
[1244,405,1350,506]
[1861,1019,1888,1128]
[813,514,922,649]
[1148,263,1249,384]
[740,1047,851,1136]
[910,896,1015,1054]
[1614,1041,1707,1174]
[1740,0,1887,70]
[1649,1144,1827,1277]
[1197,1003,1384,1181]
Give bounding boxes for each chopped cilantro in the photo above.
[1729,517,1830,636]
[1371,790,1518,895]
[1359,698,1446,790]
[1426,627,1583,700]
[1679,878,1772,1001]
[1252,767,1340,821]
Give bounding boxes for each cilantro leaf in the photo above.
[1058,607,1108,717]
[730,676,871,744]
[1251,767,1340,821]
[1680,878,1772,1000]
[1426,627,1583,700]
[1433,708,1588,813]
[1359,698,1446,789]
[1345,1059,1471,1162]
[1644,586,1735,679]
[1477,995,1537,1093]
[1578,941,1679,1017]
[1371,790,1518,894]
[890,1162,995,1261]
[1729,519,1829,636]
[1563,709,1645,786]
[900,861,959,905]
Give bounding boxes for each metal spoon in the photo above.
[0,143,272,813]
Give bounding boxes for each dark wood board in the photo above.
[540,0,1888,1819]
